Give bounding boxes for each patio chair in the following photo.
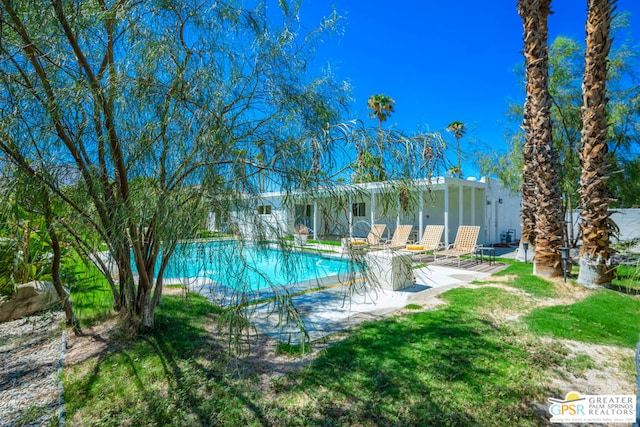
[348,224,387,248]
[435,225,480,267]
[405,225,445,261]
[385,225,413,249]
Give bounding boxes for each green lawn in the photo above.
[488,261,558,298]
[64,257,115,327]
[62,259,640,426]
[525,291,640,348]
[611,264,640,293]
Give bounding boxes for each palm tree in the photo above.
[577,0,616,287]
[446,121,465,179]
[367,94,395,181]
[517,114,537,262]
[518,0,564,278]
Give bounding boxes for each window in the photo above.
[258,205,272,215]
[352,202,365,217]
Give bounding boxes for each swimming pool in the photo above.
[160,240,360,292]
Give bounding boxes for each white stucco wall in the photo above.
[483,178,522,246]
[229,195,289,239]
[570,208,640,244]
[612,209,640,242]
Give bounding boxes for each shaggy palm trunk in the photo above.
[518,0,564,277]
[377,122,385,181]
[456,136,462,179]
[577,0,616,287]
[516,104,537,262]
[516,1,539,263]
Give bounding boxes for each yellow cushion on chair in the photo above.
[351,240,366,245]
[406,245,424,251]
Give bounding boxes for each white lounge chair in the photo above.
[405,225,445,261]
[385,225,414,249]
[435,225,480,267]
[348,224,387,248]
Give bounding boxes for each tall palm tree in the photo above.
[518,0,564,278]
[517,19,537,263]
[446,121,465,179]
[367,94,394,181]
[517,114,537,262]
[577,0,616,287]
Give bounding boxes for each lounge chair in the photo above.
[405,225,445,261]
[348,224,386,248]
[385,225,413,249]
[435,225,480,267]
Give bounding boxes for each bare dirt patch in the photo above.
[547,338,635,396]
[464,282,529,294]
[64,316,119,366]
[162,285,186,296]
[544,278,594,304]
[480,274,518,283]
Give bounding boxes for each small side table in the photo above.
[475,246,496,265]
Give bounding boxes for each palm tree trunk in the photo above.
[377,120,385,181]
[456,136,461,179]
[518,0,564,278]
[516,134,536,261]
[577,0,616,287]
[516,2,538,262]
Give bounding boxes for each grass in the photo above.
[64,291,558,426]
[564,353,596,374]
[525,290,640,348]
[308,238,342,246]
[482,262,558,298]
[276,342,312,356]
[61,256,640,426]
[283,236,342,247]
[611,264,640,292]
[64,257,115,327]
[444,286,532,314]
[63,293,242,426]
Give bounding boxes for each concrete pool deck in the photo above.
[245,262,506,344]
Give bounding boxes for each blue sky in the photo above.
[301,1,640,178]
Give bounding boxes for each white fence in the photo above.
[570,208,640,243]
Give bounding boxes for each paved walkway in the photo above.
[247,262,507,344]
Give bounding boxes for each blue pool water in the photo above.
[160,241,358,292]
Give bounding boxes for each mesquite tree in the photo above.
[0,0,347,330]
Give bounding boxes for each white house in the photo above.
[221,176,522,247]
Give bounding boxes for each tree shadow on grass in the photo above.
[273,305,550,426]
[64,294,272,426]
[64,292,555,425]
